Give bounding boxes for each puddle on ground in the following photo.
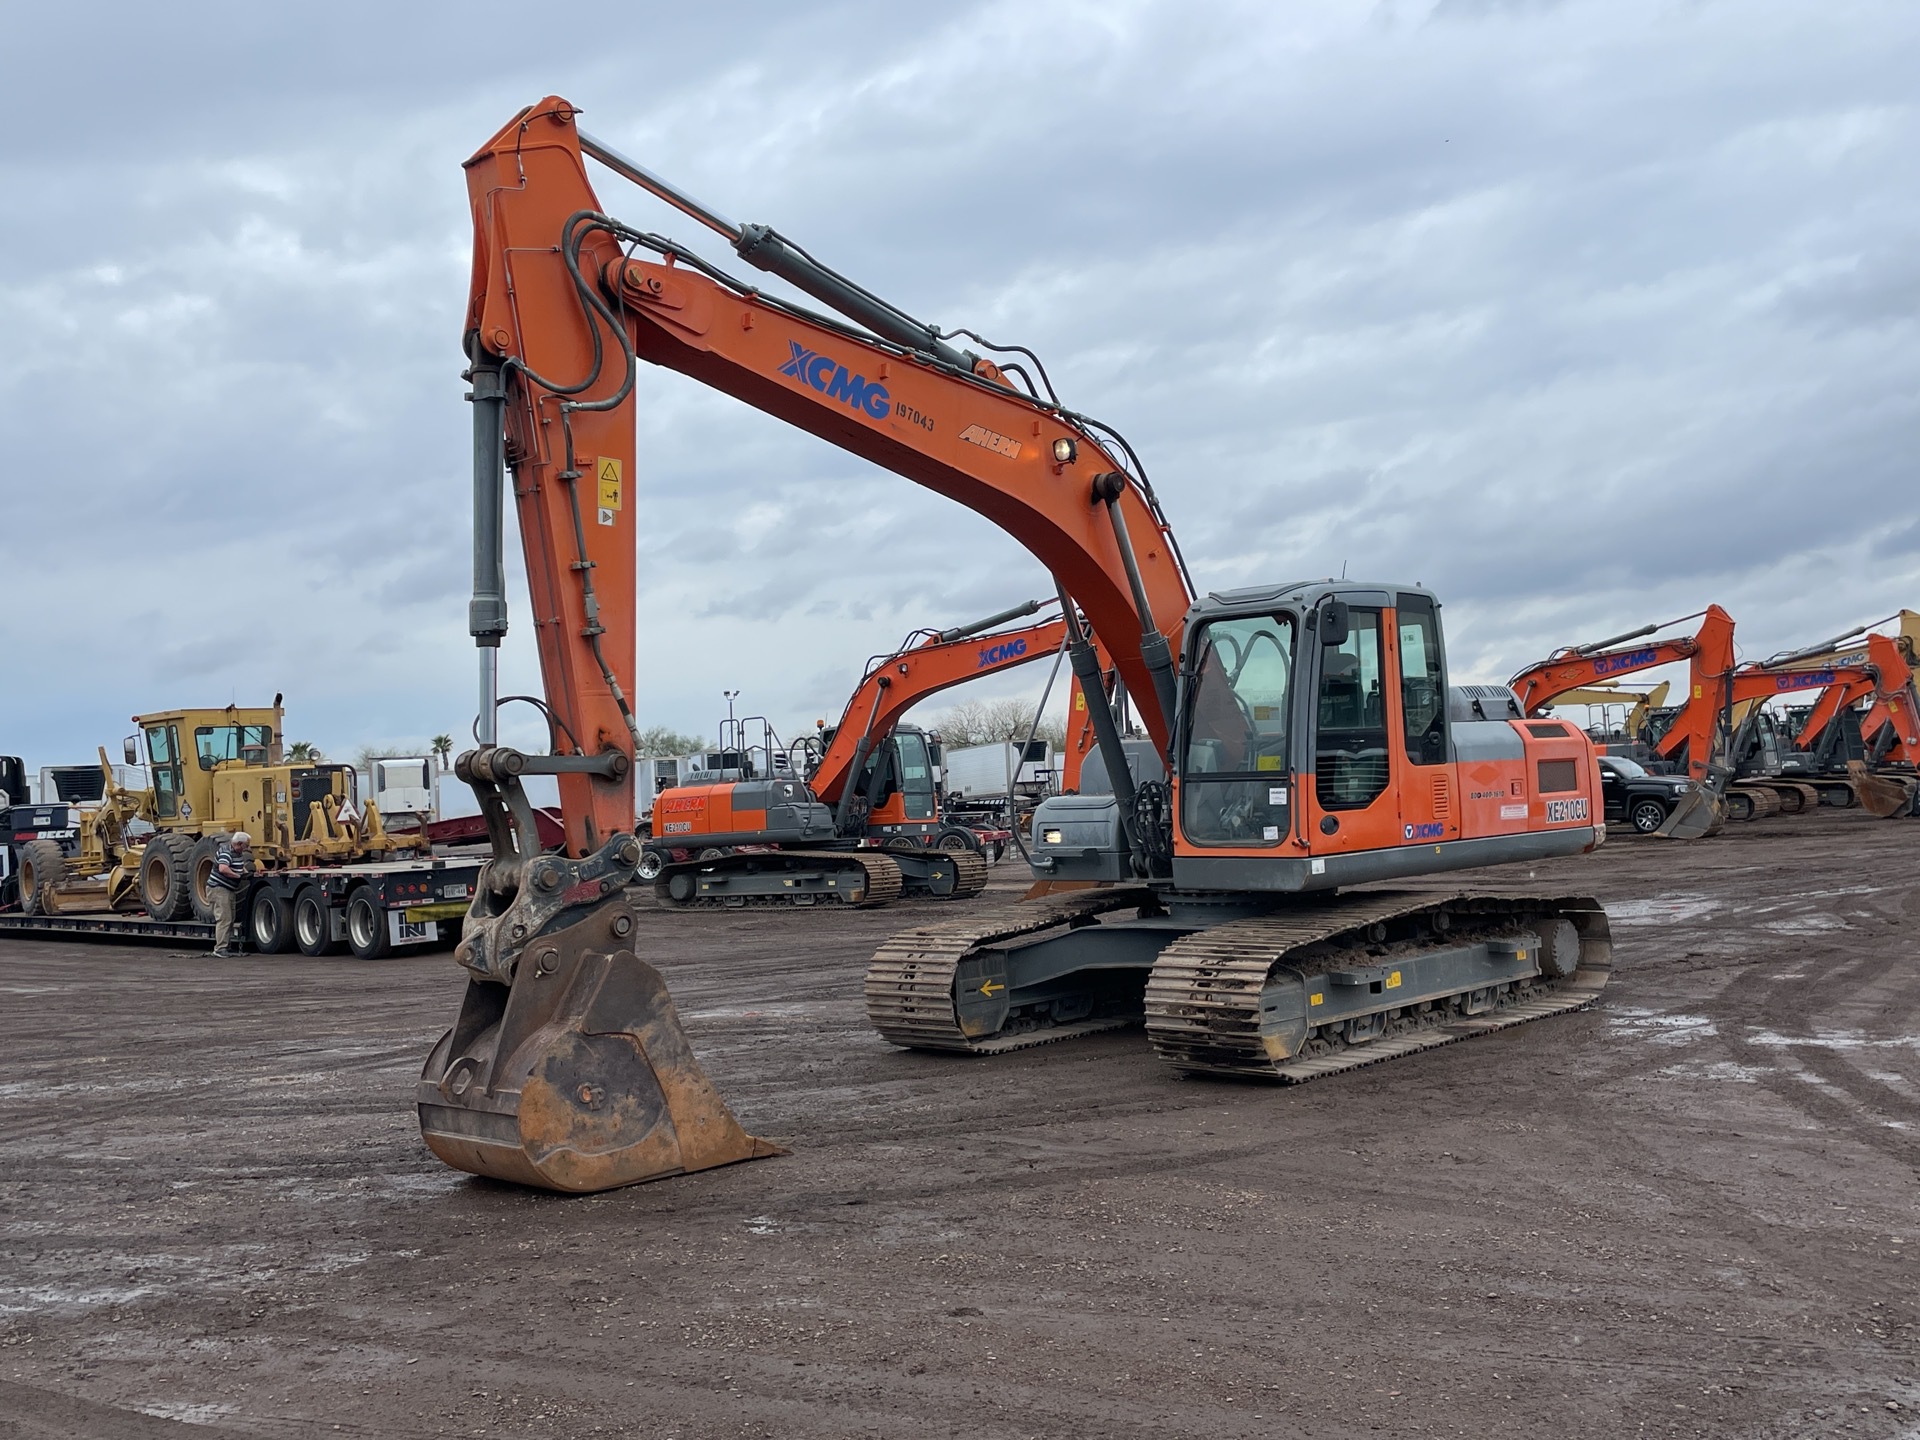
[1748,1030,1920,1054]
[1657,1059,1770,1084]
[1604,896,1722,926]
[1759,914,1851,935]
[1607,1007,1717,1046]
[138,1402,237,1425]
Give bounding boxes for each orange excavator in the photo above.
[639,599,1072,906]
[419,97,1613,1194]
[1719,631,1920,817]
[1508,607,1735,837]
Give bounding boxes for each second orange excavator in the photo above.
[640,600,1073,907]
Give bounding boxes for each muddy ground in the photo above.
[1,811,1916,1439]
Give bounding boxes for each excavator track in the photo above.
[655,849,904,910]
[1731,779,1811,815]
[1144,891,1611,1081]
[942,848,990,900]
[865,885,1156,1053]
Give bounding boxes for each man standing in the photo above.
[209,831,253,958]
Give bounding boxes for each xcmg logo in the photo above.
[1594,648,1658,676]
[1772,669,1835,693]
[1403,822,1445,841]
[779,342,890,420]
[977,638,1029,668]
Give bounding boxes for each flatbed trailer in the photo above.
[0,853,485,959]
[0,912,212,944]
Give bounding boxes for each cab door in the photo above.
[1392,594,1454,844]
[145,724,184,820]
[1306,602,1399,853]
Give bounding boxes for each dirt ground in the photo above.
[2,811,1917,1439]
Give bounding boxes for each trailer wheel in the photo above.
[636,849,665,881]
[140,834,194,920]
[345,886,391,960]
[1629,798,1668,835]
[187,835,225,923]
[18,839,67,915]
[936,828,978,854]
[293,885,337,956]
[250,888,290,954]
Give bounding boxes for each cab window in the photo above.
[195,725,273,770]
[1317,607,1390,809]
[1397,594,1448,766]
[1179,614,1295,845]
[894,731,935,820]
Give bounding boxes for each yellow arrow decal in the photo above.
[979,980,1005,996]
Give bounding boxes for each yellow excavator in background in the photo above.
[1540,681,1671,745]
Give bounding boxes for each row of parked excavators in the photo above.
[629,593,1920,928]
[1510,604,1920,834]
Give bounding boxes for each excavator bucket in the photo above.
[417,900,784,1193]
[1846,761,1915,820]
[1654,779,1723,840]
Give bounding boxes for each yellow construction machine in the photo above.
[1541,681,1670,744]
[17,700,422,922]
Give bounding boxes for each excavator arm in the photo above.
[463,99,1191,757]
[422,97,1199,1193]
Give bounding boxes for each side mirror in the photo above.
[123,735,140,766]
[1320,599,1351,648]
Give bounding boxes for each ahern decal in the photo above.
[779,341,891,420]
[958,423,1022,459]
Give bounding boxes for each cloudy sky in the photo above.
[3,0,1915,769]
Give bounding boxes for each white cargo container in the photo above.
[370,757,435,822]
[940,739,1054,804]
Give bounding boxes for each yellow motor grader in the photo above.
[16,701,422,923]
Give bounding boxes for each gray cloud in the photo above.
[2,0,1917,769]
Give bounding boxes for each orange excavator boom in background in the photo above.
[640,600,1075,908]
[806,600,1070,820]
[1508,606,1736,837]
[422,97,1615,1195]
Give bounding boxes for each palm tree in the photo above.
[287,741,321,763]
[431,735,454,771]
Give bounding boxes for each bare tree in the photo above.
[930,697,1066,749]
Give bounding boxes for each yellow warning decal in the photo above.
[1386,970,1402,989]
[597,457,623,511]
[1308,991,1324,1007]
[1256,756,1283,771]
